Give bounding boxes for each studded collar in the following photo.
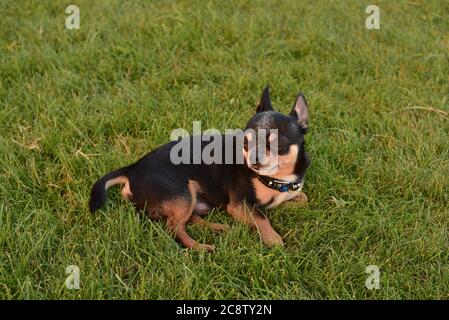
[256,175,303,193]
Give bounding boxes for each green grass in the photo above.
[1,0,448,299]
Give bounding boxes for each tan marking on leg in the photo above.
[188,180,201,202]
[163,185,215,252]
[189,215,230,233]
[226,194,283,247]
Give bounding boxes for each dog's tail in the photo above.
[89,167,129,213]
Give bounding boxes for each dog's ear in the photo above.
[290,93,309,131]
[256,86,274,113]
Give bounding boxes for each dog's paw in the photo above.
[210,223,230,233]
[293,192,308,206]
[263,232,284,247]
[197,243,216,252]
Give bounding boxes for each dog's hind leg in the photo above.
[164,199,215,252]
[189,215,230,233]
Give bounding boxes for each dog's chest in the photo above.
[252,177,302,208]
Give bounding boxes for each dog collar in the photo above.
[256,175,303,193]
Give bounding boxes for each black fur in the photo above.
[89,167,128,213]
[256,85,274,113]
[89,87,311,249]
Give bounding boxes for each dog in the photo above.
[89,87,310,251]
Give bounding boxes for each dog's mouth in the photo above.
[243,144,280,175]
[249,162,279,175]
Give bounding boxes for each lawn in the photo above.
[0,0,448,299]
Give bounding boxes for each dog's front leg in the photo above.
[226,202,284,247]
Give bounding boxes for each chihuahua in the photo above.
[89,87,310,251]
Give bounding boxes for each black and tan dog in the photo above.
[89,87,310,251]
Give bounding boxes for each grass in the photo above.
[0,0,448,299]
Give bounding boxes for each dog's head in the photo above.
[243,86,310,177]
